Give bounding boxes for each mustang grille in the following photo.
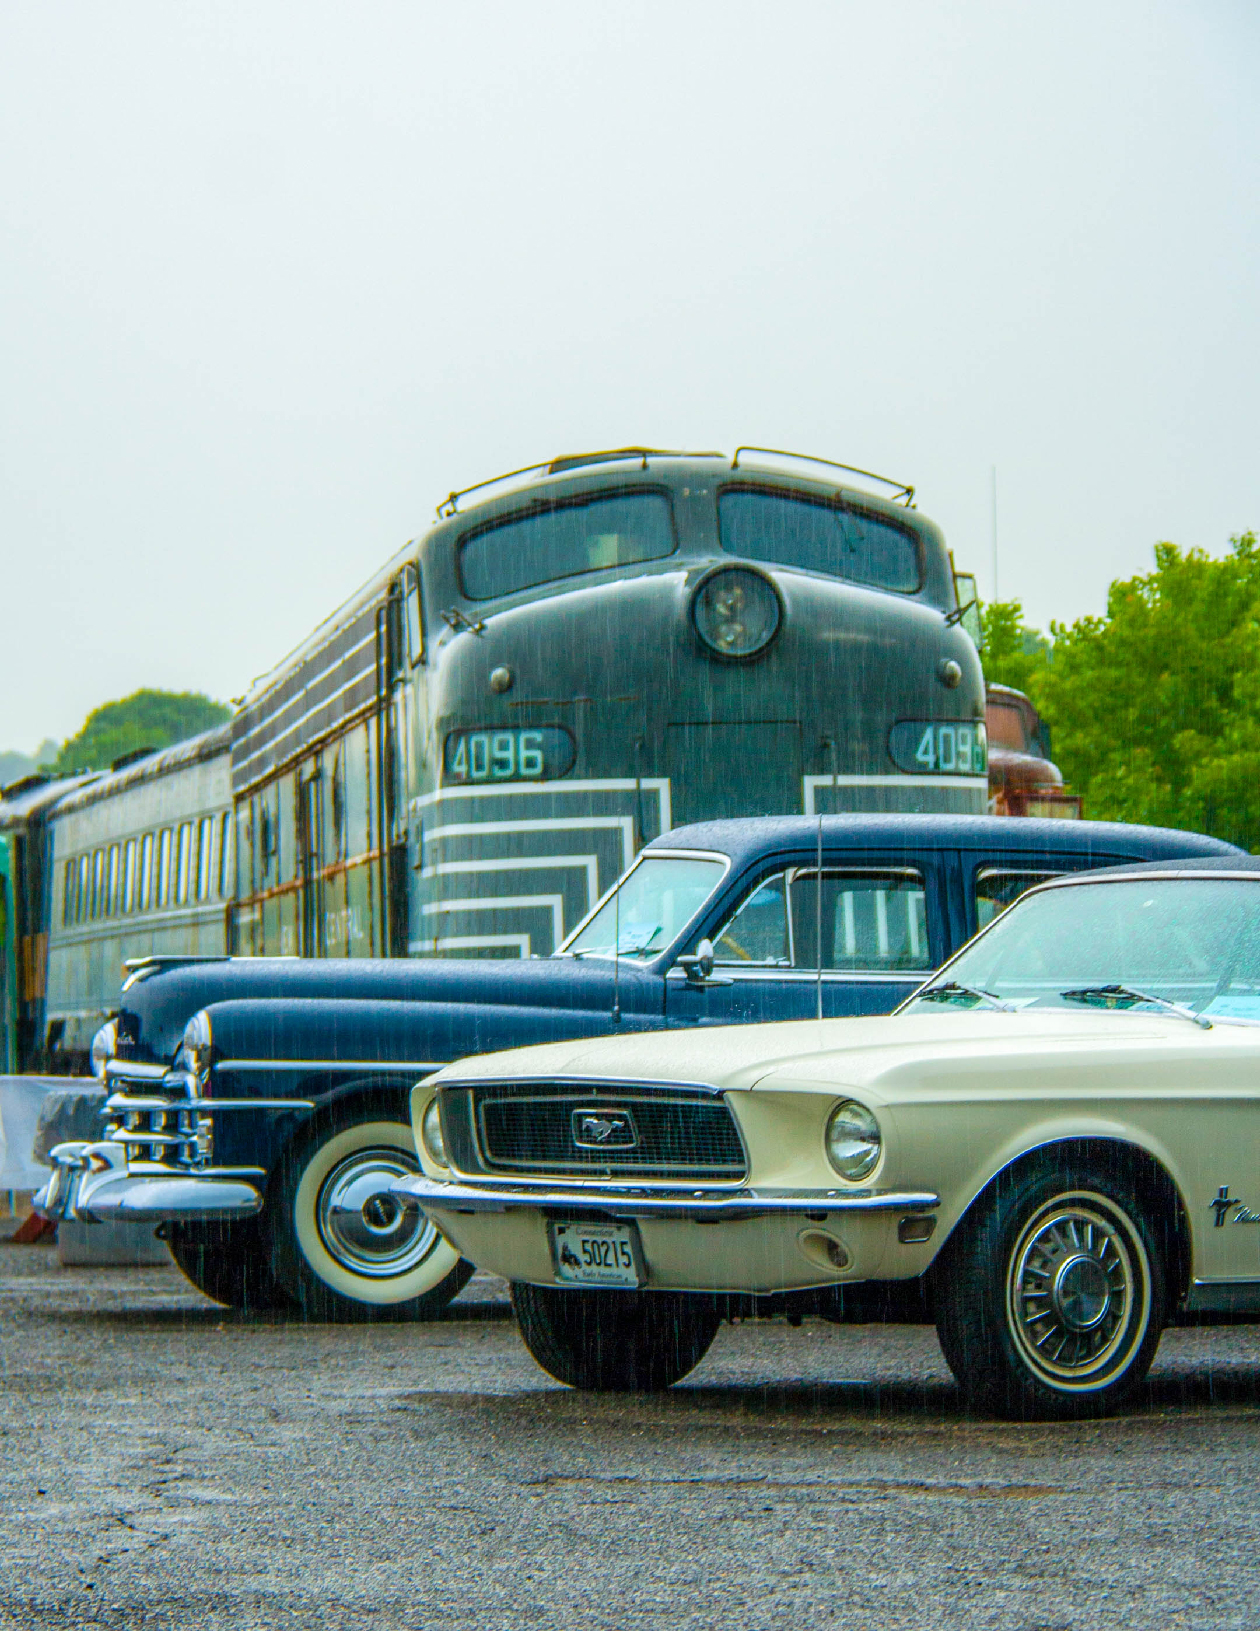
[462,1087,747,1179]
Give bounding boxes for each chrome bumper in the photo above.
[391,1172,940,1222]
[33,1141,264,1225]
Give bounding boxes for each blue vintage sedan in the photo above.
[37,814,1238,1319]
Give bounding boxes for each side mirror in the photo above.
[677,937,715,983]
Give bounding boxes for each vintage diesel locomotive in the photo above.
[5,447,991,1071]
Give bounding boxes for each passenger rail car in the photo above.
[231,447,988,963]
[42,727,232,1070]
[0,772,98,1071]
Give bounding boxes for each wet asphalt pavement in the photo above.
[2,1243,1260,1630]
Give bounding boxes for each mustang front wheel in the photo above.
[936,1160,1166,1419]
[512,1282,720,1391]
[268,1112,473,1321]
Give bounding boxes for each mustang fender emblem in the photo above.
[1210,1186,1260,1227]
[571,1108,638,1150]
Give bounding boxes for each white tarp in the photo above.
[0,1076,82,1190]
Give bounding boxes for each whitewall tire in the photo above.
[269,1112,473,1321]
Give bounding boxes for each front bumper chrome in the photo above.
[33,1141,264,1225]
[391,1172,940,1222]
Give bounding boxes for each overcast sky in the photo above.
[2,1,1257,751]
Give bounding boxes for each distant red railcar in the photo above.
[985,683,1081,818]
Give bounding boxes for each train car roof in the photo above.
[0,771,100,824]
[644,813,1242,867]
[48,724,232,818]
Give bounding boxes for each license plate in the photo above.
[549,1222,643,1288]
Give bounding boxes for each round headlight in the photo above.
[181,1009,213,1082]
[421,1097,447,1166]
[692,567,781,660]
[825,1100,881,1182]
[90,1020,117,1081]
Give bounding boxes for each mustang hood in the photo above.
[431,1008,1187,1097]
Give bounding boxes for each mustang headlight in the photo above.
[692,567,782,660]
[90,1020,118,1081]
[421,1097,447,1166]
[825,1100,881,1181]
[181,1009,213,1085]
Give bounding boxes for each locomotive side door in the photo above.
[665,855,946,1025]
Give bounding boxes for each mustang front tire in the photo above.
[935,1157,1166,1420]
[512,1282,720,1391]
[268,1111,473,1322]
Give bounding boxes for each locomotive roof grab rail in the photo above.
[435,448,723,518]
[729,447,916,508]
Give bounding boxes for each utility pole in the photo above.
[990,466,999,604]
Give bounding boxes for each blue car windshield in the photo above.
[906,877,1260,1018]
[560,856,728,963]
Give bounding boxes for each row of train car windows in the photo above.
[61,812,232,927]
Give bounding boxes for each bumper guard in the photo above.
[33,1141,265,1225]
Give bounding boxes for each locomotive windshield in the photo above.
[560,854,727,962]
[719,488,920,593]
[459,491,676,600]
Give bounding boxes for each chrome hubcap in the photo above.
[1007,1198,1143,1386]
[317,1148,438,1278]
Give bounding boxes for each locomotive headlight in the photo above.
[692,567,781,660]
[181,1009,213,1085]
[421,1096,447,1166]
[90,1020,117,1081]
[825,1100,882,1182]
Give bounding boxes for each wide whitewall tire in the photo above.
[269,1111,473,1322]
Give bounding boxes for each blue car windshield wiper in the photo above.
[1060,984,1212,1030]
[914,980,1015,1012]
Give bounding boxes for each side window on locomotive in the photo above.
[63,861,75,928]
[402,563,424,666]
[458,492,676,601]
[122,839,137,913]
[719,489,920,594]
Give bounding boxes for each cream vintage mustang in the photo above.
[394,858,1260,1418]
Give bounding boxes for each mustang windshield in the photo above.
[907,877,1260,1018]
[560,855,727,963]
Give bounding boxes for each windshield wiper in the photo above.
[1060,984,1212,1030]
[915,980,1016,1012]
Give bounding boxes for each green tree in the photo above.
[1036,533,1260,849]
[53,690,231,774]
[980,600,1051,698]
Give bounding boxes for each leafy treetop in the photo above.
[980,534,1260,851]
[53,690,231,775]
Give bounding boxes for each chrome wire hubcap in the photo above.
[1007,1198,1143,1386]
[317,1148,438,1278]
